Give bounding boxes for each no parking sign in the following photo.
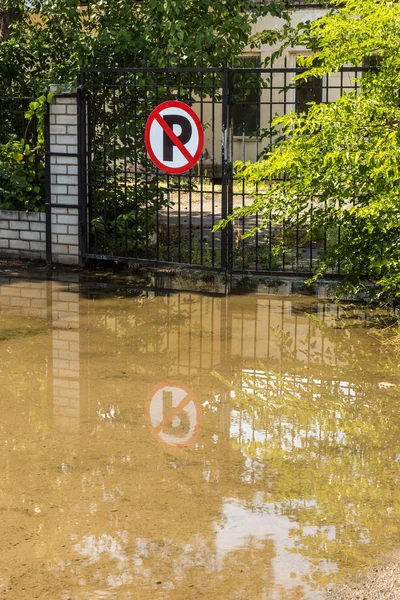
[144,101,204,175]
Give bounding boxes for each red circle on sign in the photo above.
[144,100,204,175]
[145,380,202,448]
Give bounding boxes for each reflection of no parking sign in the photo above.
[146,381,201,448]
[144,101,204,175]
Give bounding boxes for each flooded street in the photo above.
[0,273,400,599]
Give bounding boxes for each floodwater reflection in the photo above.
[146,381,202,448]
[0,274,399,599]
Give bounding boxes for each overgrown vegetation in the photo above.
[0,1,289,86]
[0,92,52,211]
[215,0,400,300]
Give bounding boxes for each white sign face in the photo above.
[146,381,201,447]
[144,101,204,175]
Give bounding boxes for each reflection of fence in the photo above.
[0,277,370,435]
[80,292,347,376]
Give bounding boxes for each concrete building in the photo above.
[198,2,359,170]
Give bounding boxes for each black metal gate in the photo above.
[78,66,231,273]
[78,64,365,276]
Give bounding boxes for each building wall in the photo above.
[200,6,351,169]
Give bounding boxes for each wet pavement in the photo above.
[0,272,400,599]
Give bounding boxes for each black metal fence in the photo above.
[0,81,34,144]
[0,79,44,210]
[78,63,368,276]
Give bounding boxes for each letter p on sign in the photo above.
[145,101,204,175]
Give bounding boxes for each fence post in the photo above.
[47,87,80,265]
[77,71,87,266]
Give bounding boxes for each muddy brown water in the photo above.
[0,273,400,600]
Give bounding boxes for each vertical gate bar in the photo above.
[123,71,128,252]
[221,67,233,286]
[78,70,87,265]
[324,70,329,265]
[227,68,234,283]
[282,62,287,272]
[155,68,160,261]
[102,72,108,254]
[200,69,204,266]
[166,69,171,262]
[87,76,94,254]
[211,70,216,267]
[226,69,234,282]
[269,71,273,269]
[241,62,246,270]
[176,66,180,262]
[338,69,344,276]
[221,68,228,272]
[176,68,182,263]
[144,73,150,259]
[44,102,52,264]
[188,70,193,264]
[255,67,260,272]
[112,68,118,257]
[134,70,139,258]
[309,202,313,272]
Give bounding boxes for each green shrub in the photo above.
[0,137,45,211]
[0,92,53,212]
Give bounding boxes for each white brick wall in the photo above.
[0,92,80,266]
[0,211,46,261]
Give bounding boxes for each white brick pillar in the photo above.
[49,92,80,265]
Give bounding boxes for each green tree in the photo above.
[0,0,289,89]
[0,0,289,235]
[0,1,24,41]
[219,0,400,300]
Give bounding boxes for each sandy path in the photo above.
[329,552,400,599]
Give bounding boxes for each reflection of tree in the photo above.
[219,308,400,588]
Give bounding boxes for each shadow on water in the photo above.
[0,270,399,599]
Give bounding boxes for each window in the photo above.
[232,55,261,138]
[294,56,323,114]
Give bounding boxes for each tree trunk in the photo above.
[0,6,21,41]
